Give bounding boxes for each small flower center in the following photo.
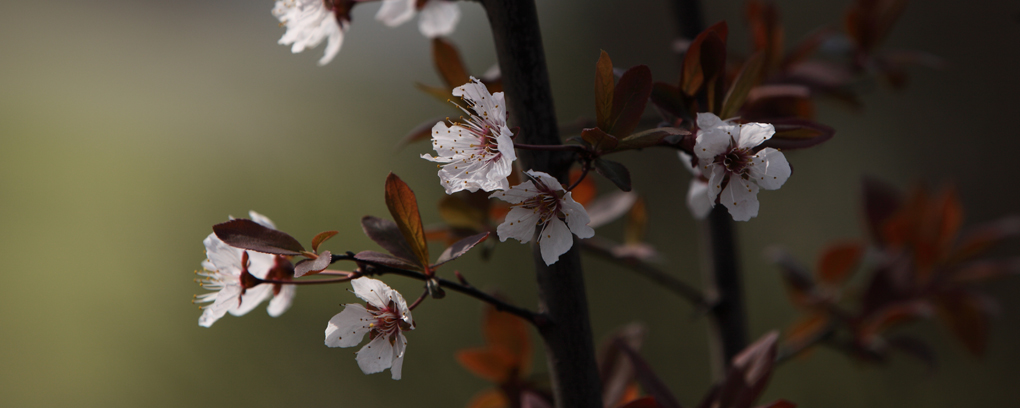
[366,301,411,344]
[719,147,754,176]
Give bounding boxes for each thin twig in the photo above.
[581,239,712,310]
[408,288,430,311]
[513,142,588,153]
[331,252,543,324]
[566,162,591,191]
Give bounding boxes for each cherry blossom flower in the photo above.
[422,77,516,194]
[693,112,791,221]
[679,151,712,219]
[376,0,461,38]
[325,277,414,380]
[273,0,348,66]
[195,212,296,327]
[491,170,595,265]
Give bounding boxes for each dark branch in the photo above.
[581,239,711,309]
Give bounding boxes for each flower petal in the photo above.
[721,177,761,221]
[453,79,498,119]
[376,0,416,27]
[737,122,774,149]
[526,170,565,192]
[356,334,396,375]
[490,180,538,204]
[231,284,272,316]
[198,284,241,328]
[747,147,790,190]
[325,304,374,348]
[351,277,404,310]
[418,0,460,38]
[496,206,542,244]
[678,151,701,177]
[267,284,296,317]
[389,332,408,380]
[248,211,276,229]
[707,164,727,204]
[561,193,594,239]
[539,218,574,265]
[687,180,713,219]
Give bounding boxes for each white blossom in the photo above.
[692,112,791,221]
[325,277,414,380]
[491,170,595,265]
[376,0,461,38]
[422,77,516,194]
[194,212,295,327]
[679,151,712,219]
[273,0,347,66]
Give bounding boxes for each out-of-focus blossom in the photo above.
[195,212,295,327]
[273,0,348,66]
[376,0,461,38]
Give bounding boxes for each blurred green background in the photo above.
[1,0,1019,406]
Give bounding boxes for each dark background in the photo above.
[1,0,1018,406]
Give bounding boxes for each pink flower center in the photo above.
[366,301,412,344]
[719,146,754,178]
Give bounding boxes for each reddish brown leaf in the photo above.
[432,38,470,88]
[456,348,517,383]
[650,82,688,120]
[616,340,681,408]
[682,21,729,96]
[434,232,489,267]
[756,400,796,408]
[861,176,903,244]
[595,50,615,131]
[816,241,864,285]
[311,231,338,253]
[594,159,633,192]
[949,216,1020,263]
[699,32,728,114]
[951,258,1020,284]
[354,250,422,271]
[784,311,831,351]
[935,291,991,356]
[213,219,305,256]
[597,323,647,408]
[609,65,653,137]
[361,215,418,263]
[569,168,597,206]
[294,250,332,278]
[465,389,508,408]
[582,127,620,152]
[720,331,779,408]
[721,52,765,120]
[384,173,430,271]
[483,305,532,377]
[759,119,834,150]
[745,0,784,71]
[858,301,932,342]
[621,397,660,408]
[397,116,447,148]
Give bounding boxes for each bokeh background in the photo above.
[2,0,1019,406]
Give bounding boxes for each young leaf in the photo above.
[294,250,332,278]
[433,232,490,267]
[650,82,688,120]
[617,127,689,151]
[311,231,338,253]
[815,241,864,285]
[861,176,902,244]
[720,331,778,408]
[699,32,728,114]
[385,173,431,270]
[756,400,796,408]
[432,38,470,88]
[935,290,991,356]
[213,219,305,256]
[720,52,765,120]
[361,215,418,263]
[609,65,653,137]
[598,323,647,408]
[594,159,633,192]
[595,50,615,131]
[569,168,598,206]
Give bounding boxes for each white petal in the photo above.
[203,234,243,277]
[267,284,296,317]
[526,170,565,192]
[453,78,499,121]
[539,218,574,265]
[356,335,396,375]
[747,148,790,190]
[243,251,276,279]
[696,112,724,130]
[325,304,374,348]
[376,0,416,27]
[694,112,736,161]
[198,284,241,328]
[418,0,460,38]
[686,180,713,219]
[678,151,701,177]
[706,164,727,204]
[248,211,276,229]
[560,193,594,239]
[490,180,538,204]
[231,284,272,316]
[737,122,775,149]
[496,206,542,244]
[721,177,761,221]
[351,277,396,308]
[316,22,344,66]
[390,333,408,380]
